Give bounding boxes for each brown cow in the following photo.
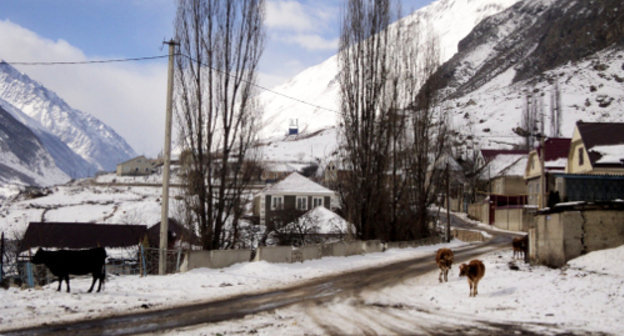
[459,259,485,297]
[512,235,528,260]
[435,248,454,283]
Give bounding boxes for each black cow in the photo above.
[31,247,107,293]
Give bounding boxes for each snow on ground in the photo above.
[172,246,624,336]
[2,239,624,335]
[0,240,466,331]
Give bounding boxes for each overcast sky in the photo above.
[0,0,433,157]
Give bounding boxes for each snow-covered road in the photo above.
[2,237,623,335]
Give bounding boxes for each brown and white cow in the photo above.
[435,248,454,283]
[512,235,528,260]
[459,259,485,297]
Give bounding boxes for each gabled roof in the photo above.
[536,138,571,162]
[260,172,334,195]
[118,155,148,166]
[20,222,147,252]
[485,155,527,178]
[480,149,528,162]
[536,138,571,170]
[577,121,624,167]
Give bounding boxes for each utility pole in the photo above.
[446,163,451,243]
[159,39,178,275]
[538,135,546,209]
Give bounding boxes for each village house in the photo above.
[530,121,624,267]
[524,138,571,207]
[253,172,336,228]
[554,121,624,202]
[116,155,155,176]
[467,149,529,230]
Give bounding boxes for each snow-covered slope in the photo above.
[428,0,624,148]
[258,0,520,138]
[0,96,97,180]
[0,104,69,186]
[261,0,624,156]
[0,62,136,175]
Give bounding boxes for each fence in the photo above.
[3,236,447,288]
[181,236,444,272]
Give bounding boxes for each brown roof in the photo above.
[577,121,624,167]
[536,138,571,162]
[20,222,147,252]
[481,149,529,161]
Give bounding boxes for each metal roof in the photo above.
[20,222,147,252]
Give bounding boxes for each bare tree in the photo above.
[401,33,450,239]
[338,0,398,241]
[174,0,265,250]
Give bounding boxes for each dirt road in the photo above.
[1,219,590,336]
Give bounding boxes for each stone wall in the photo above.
[534,209,624,267]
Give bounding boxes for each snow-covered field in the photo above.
[1,238,623,335]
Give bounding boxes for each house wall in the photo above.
[492,176,527,196]
[467,202,489,224]
[116,156,153,176]
[262,193,333,227]
[534,209,624,267]
[493,207,534,232]
[566,127,592,174]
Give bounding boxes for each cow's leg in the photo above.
[438,268,443,283]
[469,280,474,297]
[96,274,104,292]
[97,265,105,292]
[88,274,96,293]
[474,279,479,296]
[57,277,63,291]
[65,275,70,293]
[444,268,449,282]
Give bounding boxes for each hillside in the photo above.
[259,0,624,152]
[0,105,68,186]
[0,62,136,177]
[257,0,520,139]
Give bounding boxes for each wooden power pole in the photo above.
[159,40,178,275]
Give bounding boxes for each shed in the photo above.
[20,222,147,252]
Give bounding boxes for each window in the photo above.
[313,196,324,208]
[296,196,308,211]
[271,196,283,210]
[578,147,584,166]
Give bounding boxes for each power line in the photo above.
[2,53,341,115]
[179,53,340,115]
[2,55,169,66]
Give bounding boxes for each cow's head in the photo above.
[458,263,468,277]
[31,248,45,264]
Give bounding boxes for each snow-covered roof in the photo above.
[286,206,354,235]
[484,154,527,178]
[259,172,334,196]
[591,144,624,165]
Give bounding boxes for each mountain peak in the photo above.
[0,61,136,177]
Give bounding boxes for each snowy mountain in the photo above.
[260,0,624,153]
[0,104,69,186]
[429,0,624,148]
[0,62,136,178]
[258,0,520,138]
